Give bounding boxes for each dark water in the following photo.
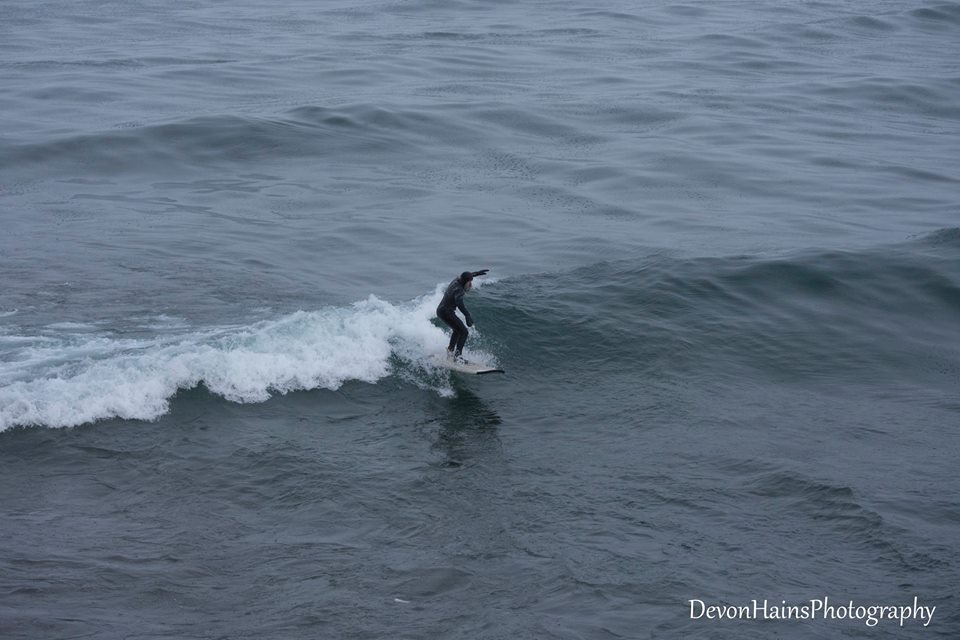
[2,0,959,638]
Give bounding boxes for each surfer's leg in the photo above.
[438,310,467,355]
[444,320,457,352]
[454,324,468,357]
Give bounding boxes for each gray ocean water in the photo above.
[2,0,960,638]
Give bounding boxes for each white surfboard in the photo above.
[432,355,504,375]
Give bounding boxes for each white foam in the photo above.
[44,322,100,331]
[0,286,497,431]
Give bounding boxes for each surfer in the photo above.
[437,269,489,361]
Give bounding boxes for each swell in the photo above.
[0,104,471,178]
[481,230,960,386]
[746,469,942,572]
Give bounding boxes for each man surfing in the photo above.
[436,269,489,362]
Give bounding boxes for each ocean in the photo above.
[1,0,959,638]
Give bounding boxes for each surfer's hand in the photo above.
[466,317,474,328]
[471,269,489,277]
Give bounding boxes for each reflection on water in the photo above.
[430,380,502,468]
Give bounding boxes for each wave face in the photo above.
[495,229,959,368]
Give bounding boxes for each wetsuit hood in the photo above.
[458,271,474,286]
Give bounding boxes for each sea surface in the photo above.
[2,0,959,638]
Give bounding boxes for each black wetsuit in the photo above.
[437,277,473,357]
